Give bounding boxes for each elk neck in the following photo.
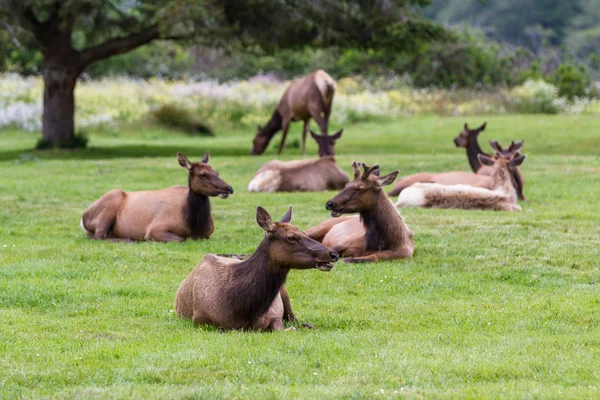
[260,110,283,138]
[227,239,289,323]
[360,191,406,252]
[466,134,487,172]
[184,184,212,238]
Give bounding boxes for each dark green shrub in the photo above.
[152,104,214,135]
[552,63,592,99]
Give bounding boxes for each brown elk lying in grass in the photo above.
[248,129,348,192]
[306,163,414,262]
[387,139,524,198]
[395,153,525,211]
[251,69,336,156]
[174,206,339,331]
[454,122,526,200]
[81,152,233,242]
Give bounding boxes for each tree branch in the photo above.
[79,27,160,66]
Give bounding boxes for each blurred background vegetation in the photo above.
[2,0,597,99]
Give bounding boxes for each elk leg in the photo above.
[309,103,328,135]
[301,119,309,155]
[344,250,406,263]
[91,215,116,240]
[269,318,285,331]
[280,286,296,322]
[277,119,291,155]
[146,229,186,242]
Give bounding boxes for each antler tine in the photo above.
[361,163,380,179]
[351,161,361,180]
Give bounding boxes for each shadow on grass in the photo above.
[0,144,256,161]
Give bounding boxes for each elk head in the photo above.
[309,129,343,157]
[251,125,269,155]
[454,122,487,147]
[478,153,526,178]
[325,162,399,217]
[177,152,234,199]
[256,206,339,271]
[489,140,524,159]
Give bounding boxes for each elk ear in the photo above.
[489,140,502,152]
[280,206,293,223]
[331,129,343,141]
[478,154,495,166]
[377,171,399,187]
[371,167,381,177]
[310,130,320,140]
[479,122,487,131]
[177,152,192,170]
[201,151,210,164]
[511,140,524,152]
[509,155,525,168]
[256,206,276,232]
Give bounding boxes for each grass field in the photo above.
[1,114,599,399]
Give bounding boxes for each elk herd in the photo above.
[81,69,528,331]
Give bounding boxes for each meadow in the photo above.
[1,114,599,399]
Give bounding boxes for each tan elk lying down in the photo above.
[174,206,339,331]
[306,163,414,262]
[454,122,526,200]
[251,69,336,155]
[81,152,233,242]
[396,153,525,211]
[387,139,524,198]
[248,129,349,192]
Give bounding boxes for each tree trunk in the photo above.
[41,60,81,147]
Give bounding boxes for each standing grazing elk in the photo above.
[387,140,524,198]
[306,162,414,262]
[81,152,233,242]
[174,206,339,331]
[251,69,336,156]
[248,129,349,192]
[396,153,525,211]
[454,122,526,200]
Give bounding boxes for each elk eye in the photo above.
[287,236,297,243]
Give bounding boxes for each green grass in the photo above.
[1,114,599,399]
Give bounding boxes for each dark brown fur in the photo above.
[81,152,233,242]
[306,162,414,262]
[174,206,338,330]
[251,69,336,155]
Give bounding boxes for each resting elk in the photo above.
[306,162,414,262]
[81,152,233,241]
[251,69,336,156]
[248,129,348,192]
[174,206,339,330]
[454,122,526,200]
[396,153,525,211]
[387,140,524,198]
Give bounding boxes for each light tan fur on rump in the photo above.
[396,154,524,212]
[248,156,349,193]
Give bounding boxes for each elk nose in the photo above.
[227,186,234,194]
[325,201,334,210]
[329,251,339,262]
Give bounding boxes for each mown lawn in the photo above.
[1,114,599,399]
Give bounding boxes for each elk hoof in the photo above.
[301,323,314,329]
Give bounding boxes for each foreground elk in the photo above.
[251,69,336,156]
[81,152,233,241]
[454,122,526,200]
[248,129,348,192]
[174,206,339,330]
[396,153,525,211]
[387,140,524,197]
[306,163,414,262]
